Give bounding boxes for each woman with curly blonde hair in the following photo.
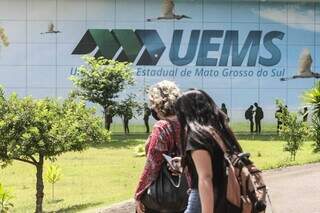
[135,80,184,213]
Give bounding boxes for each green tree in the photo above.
[303,81,320,152]
[0,89,110,213]
[45,164,62,202]
[70,56,135,129]
[0,183,14,213]
[116,94,142,134]
[276,100,309,160]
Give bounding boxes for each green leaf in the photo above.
[45,164,62,184]
[0,183,14,212]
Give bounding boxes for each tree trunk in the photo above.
[35,155,44,213]
[52,183,54,201]
[122,118,126,134]
[104,106,109,130]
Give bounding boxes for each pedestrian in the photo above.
[174,89,243,213]
[221,103,229,122]
[254,103,264,134]
[123,108,133,134]
[221,103,227,115]
[275,105,283,134]
[245,105,254,133]
[105,105,114,131]
[135,80,187,213]
[303,107,308,122]
[143,103,151,133]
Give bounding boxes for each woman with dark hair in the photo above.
[174,89,242,213]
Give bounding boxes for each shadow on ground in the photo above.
[93,131,289,150]
[236,132,282,141]
[93,133,149,149]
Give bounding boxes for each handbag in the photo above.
[141,163,189,212]
[141,120,189,212]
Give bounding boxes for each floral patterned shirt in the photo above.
[134,119,181,200]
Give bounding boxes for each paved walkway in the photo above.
[264,163,320,213]
[85,163,320,213]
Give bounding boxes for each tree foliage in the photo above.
[117,94,141,119]
[303,81,320,117]
[303,81,320,152]
[0,95,110,165]
[70,56,135,128]
[0,88,110,212]
[276,100,309,161]
[116,94,142,134]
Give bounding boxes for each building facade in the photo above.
[0,0,319,122]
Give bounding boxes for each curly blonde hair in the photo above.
[149,80,181,117]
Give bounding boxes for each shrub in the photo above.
[134,144,146,157]
[45,164,62,202]
[276,100,309,160]
[0,183,14,213]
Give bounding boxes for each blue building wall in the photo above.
[0,0,319,122]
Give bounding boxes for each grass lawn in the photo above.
[1,133,320,212]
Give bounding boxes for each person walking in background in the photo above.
[123,109,133,134]
[105,105,114,131]
[143,103,151,133]
[135,80,184,213]
[275,105,283,134]
[221,103,228,115]
[302,107,308,122]
[221,103,229,122]
[254,103,264,134]
[245,105,254,133]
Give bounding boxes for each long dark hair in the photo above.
[175,89,242,165]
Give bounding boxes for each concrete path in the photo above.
[85,163,320,213]
[264,163,320,213]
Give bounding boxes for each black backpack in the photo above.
[245,109,251,120]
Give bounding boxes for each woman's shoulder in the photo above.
[154,119,180,129]
[186,129,217,151]
[152,119,180,139]
[154,119,170,127]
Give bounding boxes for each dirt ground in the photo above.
[85,163,320,213]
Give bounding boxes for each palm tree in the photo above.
[303,81,320,116]
[303,81,320,152]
